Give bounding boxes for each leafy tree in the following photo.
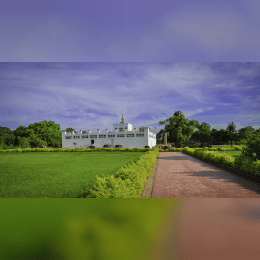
[0,127,15,148]
[240,131,260,161]
[226,121,238,148]
[16,136,31,148]
[156,129,165,144]
[207,128,230,145]
[190,122,211,146]
[12,125,31,147]
[158,111,200,146]
[139,127,144,132]
[236,126,256,145]
[65,127,77,133]
[27,120,62,148]
[187,130,201,145]
[7,121,62,149]
[217,129,231,145]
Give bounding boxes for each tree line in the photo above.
[0,120,62,149]
[155,110,260,147]
[0,111,259,150]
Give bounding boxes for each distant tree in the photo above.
[15,136,31,148]
[12,125,30,147]
[226,121,238,147]
[27,120,62,148]
[0,126,17,148]
[158,111,200,146]
[139,127,144,132]
[65,127,76,133]
[217,129,231,145]
[236,126,256,145]
[188,130,201,144]
[11,120,62,148]
[241,131,260,161]
[190,122,211,146]
[156,129,164,144]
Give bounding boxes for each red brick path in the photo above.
[151,152,260,198]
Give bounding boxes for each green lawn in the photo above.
[185,144,256,158]
[0,151,146,198]
[210,150,257,159]
[167,144,257,159]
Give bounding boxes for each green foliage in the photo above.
[0,120,62,150]
[158,110,200,146]
[0,126,15,148]
[191,122,211,145]
[226,121,238,147]
[157,111,260,147]
[65,127,76,133]
[82,150,159,198]
[15,136,31,148]
[240,133,260,161]
[237,126,256,143]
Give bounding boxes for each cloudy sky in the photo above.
[1,0,260,62]
[1,62,259,135]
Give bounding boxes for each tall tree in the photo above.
[190,122,212,146]
[236,126,256,145]
[32,120,62,147]
[188,130,201,144]
[156,129,165,144]
[226,121,237,147]
[27,120,62,148]
[139,127,144,132]
[0,127,15,148]
[241,131,260,161]
[158,111,200,146]
[216,129,231,145]
[199,128,230,146]
[11,120,62,148]
[15,136,31,148]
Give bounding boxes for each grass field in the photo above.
[205,147,257,159]
[0,151,146,198]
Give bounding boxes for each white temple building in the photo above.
[62,114,157,149]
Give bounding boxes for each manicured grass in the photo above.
[203,144,256,158]
[0,151,146,198]
[215,150,257,158]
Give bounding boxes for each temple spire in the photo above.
[121,113,125,123]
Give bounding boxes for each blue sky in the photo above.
[1,0,260,62]
[1,62,259,135]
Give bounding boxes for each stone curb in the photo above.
[182,151,260,184]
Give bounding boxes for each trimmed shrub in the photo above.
[241,134,260,161]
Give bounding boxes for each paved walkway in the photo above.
[151,152,260,198]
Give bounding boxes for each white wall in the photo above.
[62,127,156,149]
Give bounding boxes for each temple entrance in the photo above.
[91,140,94,145]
